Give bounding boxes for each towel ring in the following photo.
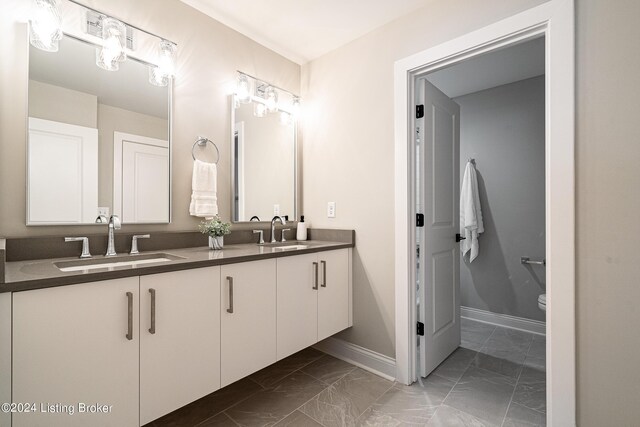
[191,137,220,164]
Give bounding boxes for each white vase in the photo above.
[209,235,224,250]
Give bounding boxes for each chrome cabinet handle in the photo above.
[226,276,234,313]
[321,261,327,287]
[312,262,319,290]
[148,288,156,334]
[126,292,133,341]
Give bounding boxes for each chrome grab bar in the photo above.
[521,257,545,266]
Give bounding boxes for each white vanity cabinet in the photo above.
[220,259,277,387]
[139,267,221,425]
[12,277,140,427]
[277,249,351,360]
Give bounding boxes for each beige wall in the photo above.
[97,104,168,208]
[28,79,97,128]
[301,0,547,358]
[575,0,640,425]
[0,0,299,237]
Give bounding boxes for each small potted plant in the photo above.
[199,215,231,250]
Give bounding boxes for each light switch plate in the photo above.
[273,204,280,215]
[327,202,336,218]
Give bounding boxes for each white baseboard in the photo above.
[313,337,396,381]
[461,306,546,336]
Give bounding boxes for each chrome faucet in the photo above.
[270,216,286,243]
[106,215,121,256]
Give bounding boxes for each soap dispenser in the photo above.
[296,215,308,241]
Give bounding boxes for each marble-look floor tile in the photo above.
[461,318,496,351]
[484,328,534,354]
[274,410,323,427]
[443,366,516,426]
[513,367,546,413]
[523,355,546,372]
[250,347,324,388]
[426,404,496,427]
[301,354,357,385]
[471,350,524,379]
[301,368,394,427]
[356,374,455,426]
[503,403,546,427]
[432,347,477,382]
[150,378,262,427]
[196,412,239,427]
[226,371,326,426]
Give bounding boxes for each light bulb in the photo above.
[280,111,292,126]
[29,0,62,52]
[236,74,251,104]
[265,86,278,113]
[96,17,126,71]
[291,97,301,119]
[254,102,266,118]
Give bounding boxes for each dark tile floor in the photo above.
[146,318,546,427]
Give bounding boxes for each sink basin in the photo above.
[55,253,185,272]
[271,244,309,251]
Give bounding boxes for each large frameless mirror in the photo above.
[27,33,172,225]
[230,74,298,222]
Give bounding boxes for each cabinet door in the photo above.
[140,267,221,425]
[318,249,350,341]
[276,253,318,360]
[221,259,276,387]
[13,278,139,427]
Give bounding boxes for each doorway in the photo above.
[393,1,575,426]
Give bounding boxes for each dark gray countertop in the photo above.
[1,240,353,293]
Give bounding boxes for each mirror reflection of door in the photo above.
[113,132,169,223]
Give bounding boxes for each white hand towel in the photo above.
[460,161,484,262]
[189,159,218,219]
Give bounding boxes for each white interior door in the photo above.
[27,117,98,224]
[416,78,461,377]
[114,131,169,223]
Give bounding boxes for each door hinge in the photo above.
[417,322,425,336]
[416,213,424,227]
[416,104,424,119]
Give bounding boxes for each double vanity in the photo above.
[0,230,354,426]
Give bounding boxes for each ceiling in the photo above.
[30,36,169,119]
[179,0,431,64]
[426,37,545,98]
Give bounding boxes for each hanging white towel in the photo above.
[189,159,218,219]
[460,161,484,262]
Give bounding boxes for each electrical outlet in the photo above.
[327,202,336,218]
[273,204,280,215]
[97,207,109,217]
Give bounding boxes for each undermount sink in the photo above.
[271,244,309,251]
[55,253,185,272]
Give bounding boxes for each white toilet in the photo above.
[538,294,547,312]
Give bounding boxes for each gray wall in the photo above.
[456,76,545,322]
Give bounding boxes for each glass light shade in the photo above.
[29,0,62,52]
[96,17,126,71]
[149,66,169,87]
[279,111,292,126]
[157,40,177,77]
[236,74,251,104]
[265,86,278,113]
[254,102,266,118]
[96,47,119,71]
[291,97,301,119]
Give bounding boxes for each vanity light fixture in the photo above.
[265,86,278,113]
[236,73,251,103]
[29,0,63,52]
[96,17,126,71]
[279,111,292,126]
[149,39,177,86]
[291,96,301,119]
